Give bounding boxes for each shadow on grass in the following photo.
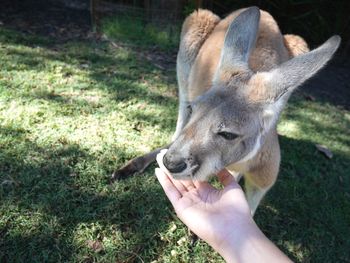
[256,134,350,262]
[0,125,173,262]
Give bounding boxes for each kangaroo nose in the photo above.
[163,154,187,174]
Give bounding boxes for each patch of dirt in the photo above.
[110,41,177,72]
[0,0,92,41]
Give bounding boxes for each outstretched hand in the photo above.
[155,149,253,253]
[155,150,291,263]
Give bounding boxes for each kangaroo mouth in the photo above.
[170,164,200,180]
[156,149,201,180]
[190,164,200,176]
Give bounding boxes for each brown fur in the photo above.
[181,8,303,193]
[284,34,310,57]
[187,9,294,100]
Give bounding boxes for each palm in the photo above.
[155,151,290,262]
[175,182,237,215]
[155,167,251,248]
[173,179,250,245]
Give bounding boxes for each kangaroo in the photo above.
[112,7,340,214]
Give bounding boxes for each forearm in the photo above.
[217,220,292,263]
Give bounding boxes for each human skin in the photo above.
[155,150,292,263]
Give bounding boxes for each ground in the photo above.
[0,1,349,262]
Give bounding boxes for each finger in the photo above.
[217,168,235,186]
[177,178,196,191]
[167,173,189,194]
[155,168,182,205]
[193,180,213,197]
[156,149,169,173]
[161,169,194,193]
[156,149,195,192]
[156,149,188,193]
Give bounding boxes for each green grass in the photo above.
[0,27,349,262]
[101,16,180,51]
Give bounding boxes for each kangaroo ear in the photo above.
[213,7,260,83]
[247,35,341,131]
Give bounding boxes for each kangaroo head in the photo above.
[163,7,341,181]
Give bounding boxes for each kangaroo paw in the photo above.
[111,156,145,182]
[111,163,138,182]
[111,146,170,183]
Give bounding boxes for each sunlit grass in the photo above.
[279,97,350,155]
[101,15,180,51]
[0,27,349,262]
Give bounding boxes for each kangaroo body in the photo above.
[113,7,340,214]
[174,8,303,212]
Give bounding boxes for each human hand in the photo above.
[155,149,254,254]
[156,149,291,262]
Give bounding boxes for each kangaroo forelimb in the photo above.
[111,144,171,182]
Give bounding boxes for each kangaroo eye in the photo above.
[217,131,238,140]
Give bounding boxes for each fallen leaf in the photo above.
[315,144,333,159]
[86,240,103,253]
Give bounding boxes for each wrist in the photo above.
[216,219,292,263]
[215,218,261,262]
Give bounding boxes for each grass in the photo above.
[101,16,180,51]
[0,26,349,262]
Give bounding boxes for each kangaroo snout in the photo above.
[163,153,187,174]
